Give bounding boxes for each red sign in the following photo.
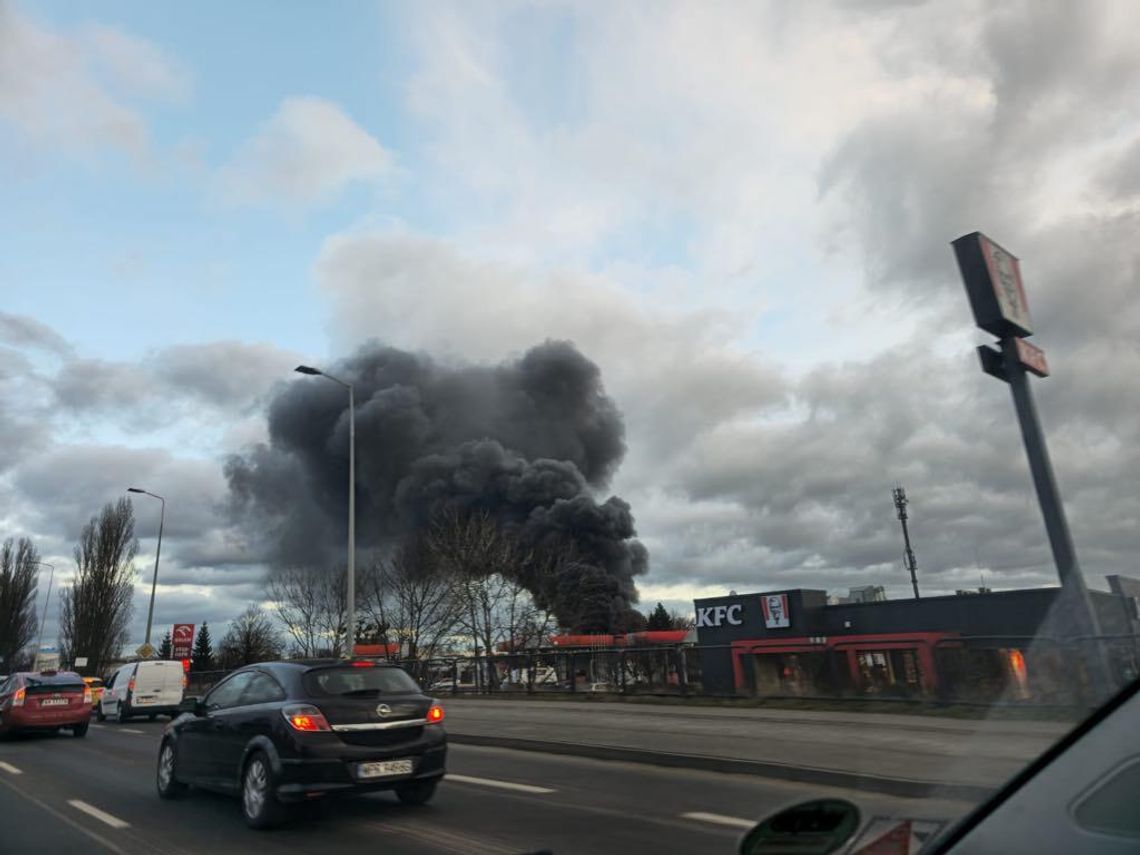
[1014,338,1049,378]
[172,624,195,659]
[952,232,1034,338]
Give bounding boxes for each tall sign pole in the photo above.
[952,233,1108,692]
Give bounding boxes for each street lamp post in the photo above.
[32,561,55,670]
[127,487,165,649]
[295,365,356,658]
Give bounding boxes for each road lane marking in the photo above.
[446,773,556,794]
[120,728,146,734]
[682,811,755,830]
[68,800,131,829]
[0,777,125,854]
[0,761,22,774]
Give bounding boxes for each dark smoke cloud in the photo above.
[225,340,647,625]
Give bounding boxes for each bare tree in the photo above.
[266,565,347,658]
[0,538,40,671]
[217,605,283,669]
[61,499,137,675]
[360,537,462,661]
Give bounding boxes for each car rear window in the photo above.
[24,673,85,692]
[303,666,420,697]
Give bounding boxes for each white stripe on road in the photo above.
[119,728,146,734]
[67,800,131,829]
[0,761,22,775]
[446,774,556,794]
[681,812,755,830]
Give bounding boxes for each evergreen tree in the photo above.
[191,621,214,671]
[158,630,173,660]
[647,602,672,631]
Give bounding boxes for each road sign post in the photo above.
[953,232,1110,698]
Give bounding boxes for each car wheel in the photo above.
[395,779,438,806]
[95,703,106,722]
[241,752,285,829]
[156,740,188,800]
[72,722,89,738]
[118,701,131,724]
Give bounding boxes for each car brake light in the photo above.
[128,676,135,692]
[426,703,444,724]
[83,687,93,704]
[12,688,25,707]
[350,660,374,668]
[282,704,331,732]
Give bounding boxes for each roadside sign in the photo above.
[952,232,1034,338]
[1014,338,1049,377]
[135,642,155,659]
[74,657,88,667]
[172,623,195,659]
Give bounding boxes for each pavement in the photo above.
[440,698,1072,800]
[0,718,977,854]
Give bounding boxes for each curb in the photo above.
[447,733,995,802]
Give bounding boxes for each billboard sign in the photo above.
[761,594,790,629]
[951,232,1033,338]
[172,623,195,659]
[1014,338,1049,378]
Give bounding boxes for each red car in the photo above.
[0,671,93,737]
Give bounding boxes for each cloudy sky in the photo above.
[3,0,1138,649]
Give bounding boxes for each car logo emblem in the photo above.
[376,704,391,718]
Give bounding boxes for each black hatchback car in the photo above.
[156,660,447,828]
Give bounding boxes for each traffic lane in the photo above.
[448,743,975,831]
[0,723,737,854]
[0,762,122,854]
[4,720,974,852]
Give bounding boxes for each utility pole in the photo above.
[892,486,920,599]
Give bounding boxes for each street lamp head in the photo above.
[127,487,145,494]
[294,365,322,376]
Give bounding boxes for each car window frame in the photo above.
[203,671,255,711]
[239,670,286,706]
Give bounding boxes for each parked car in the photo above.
[99,660,186,722]
[156,660,447,828]
[0,671,92,737]
[82,676,104,708]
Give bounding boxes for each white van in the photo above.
[98,660,186,723]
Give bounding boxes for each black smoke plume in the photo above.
[225,340,648,630]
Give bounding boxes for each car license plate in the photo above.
[135,696,156,704]
[40,698,68,707]
[356,759,413,779]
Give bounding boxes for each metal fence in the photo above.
[182,633,1140,712]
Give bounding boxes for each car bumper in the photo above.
[275,730,447,801]
[0,707,92,730]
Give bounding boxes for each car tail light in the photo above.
[12,688,25,707]
[182,674,188,689]
[282,704,331,732]
[426,703,445,724]
[83,686,92,704]
[128,676,136,692]
[350,660,374,668]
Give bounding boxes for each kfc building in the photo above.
[693,586,1139,701]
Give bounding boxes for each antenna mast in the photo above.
[892,485,921,599]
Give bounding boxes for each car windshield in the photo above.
[304,667,421,698]
[4,1,1138,852]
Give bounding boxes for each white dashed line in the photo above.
[446,774,556,794]
[681,811,755,830]
[68,800,131,829]
[119,728,146,734]
[0,761,22,775]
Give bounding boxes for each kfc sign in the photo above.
[696,604,743,628]
[172,623,195,659]
[762,594,790,629]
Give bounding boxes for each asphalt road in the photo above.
[0,720,975,854]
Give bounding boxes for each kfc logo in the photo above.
[762,594,790,628]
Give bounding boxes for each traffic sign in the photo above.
[135,643,155,658]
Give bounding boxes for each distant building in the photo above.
[828,585,888,605]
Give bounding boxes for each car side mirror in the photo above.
[179,696,204,715]
[739,799,861,855]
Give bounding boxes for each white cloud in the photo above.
[0,5,187,157]
[219,97,394,209]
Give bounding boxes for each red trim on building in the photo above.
[730,632,955,692]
